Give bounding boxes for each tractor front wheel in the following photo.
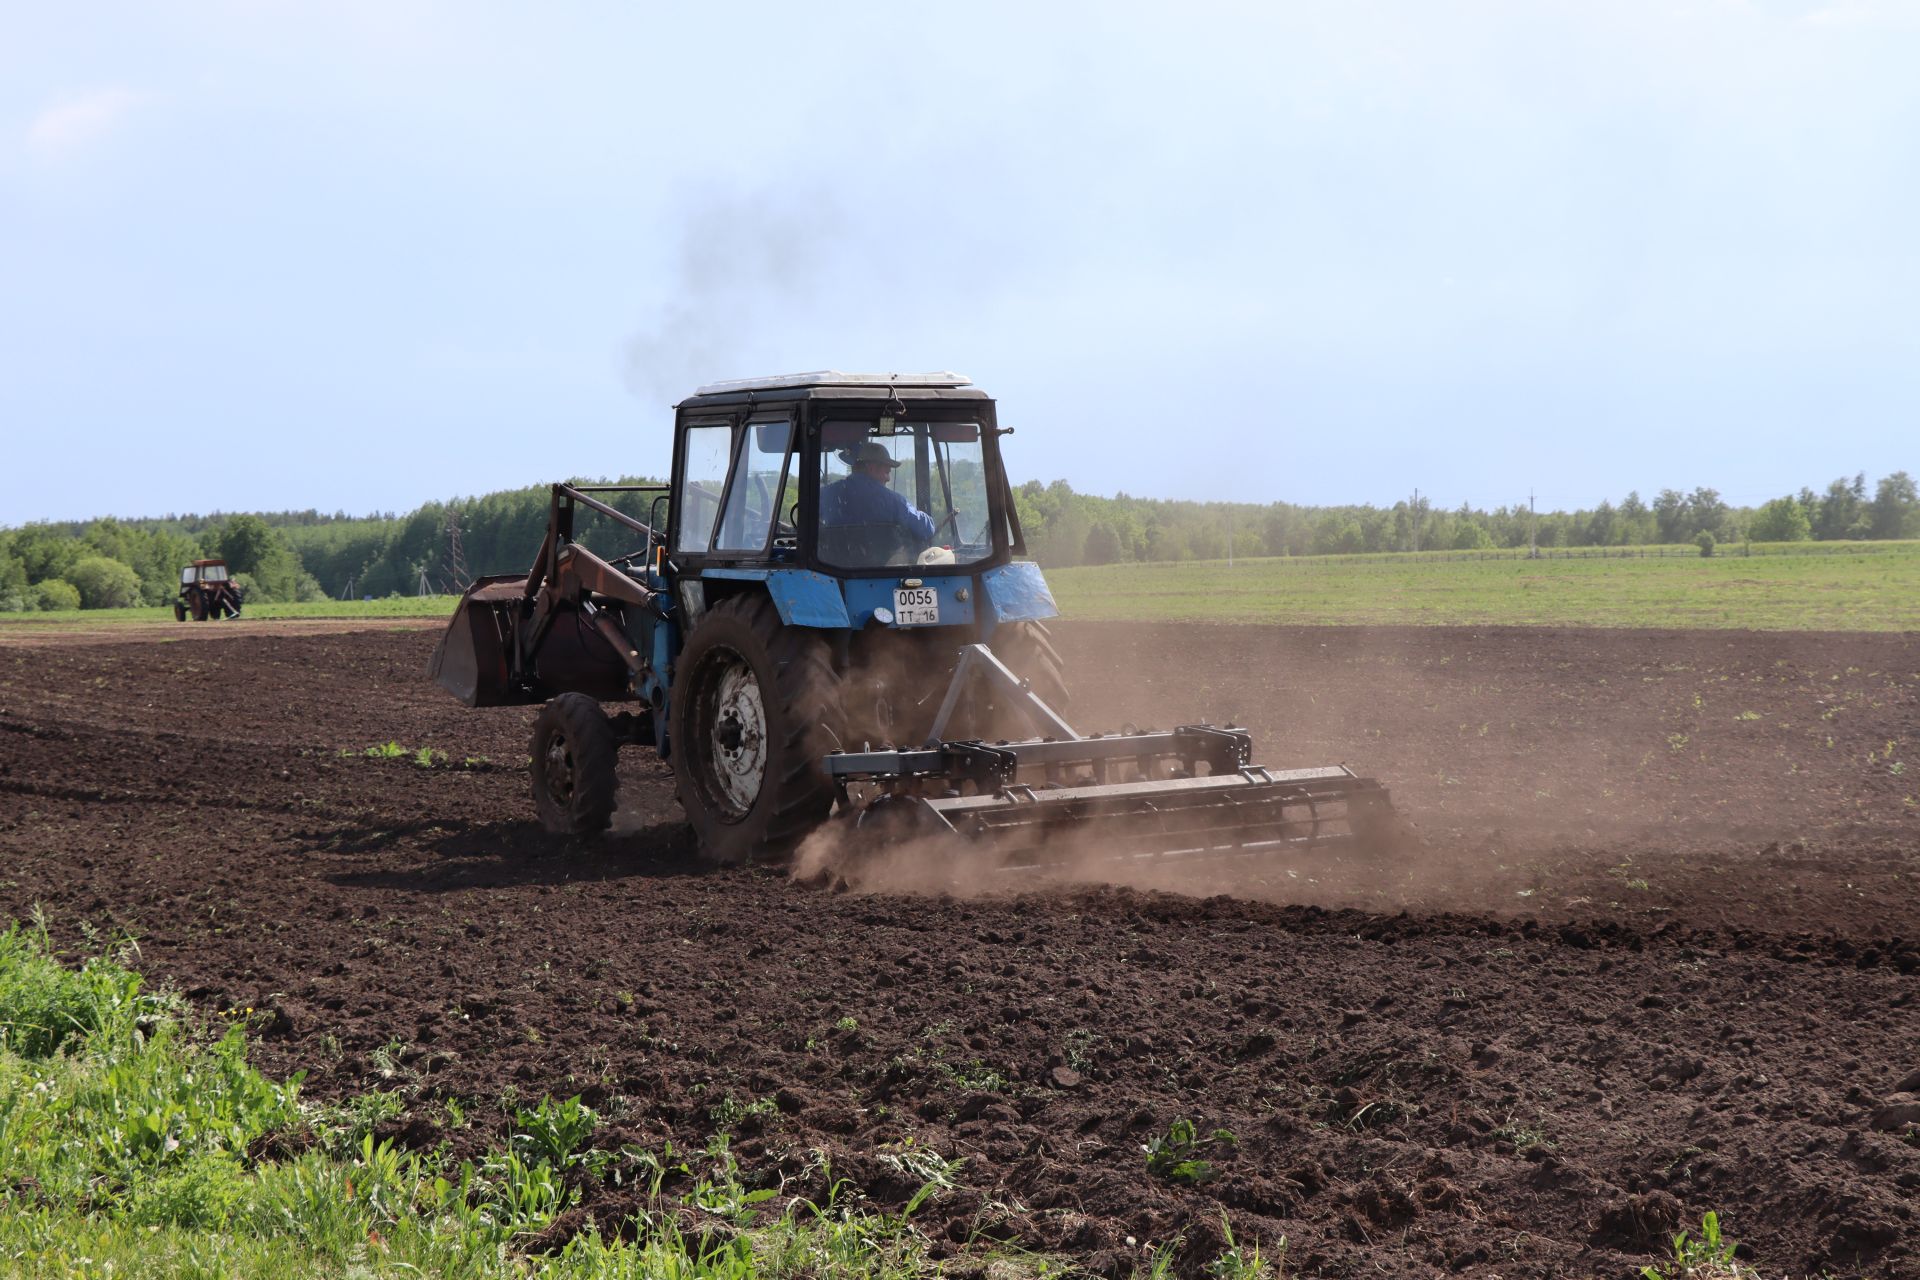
[172,600,186,622]
[529,692,620,837]
[670,594,841,866]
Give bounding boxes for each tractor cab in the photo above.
[660,372,1054,654]
[668,372,1022,580]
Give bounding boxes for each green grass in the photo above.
[0,917,967,1278]
[0,597,461,626]
[23,544,1913,633]
[4,917,1258,1280]
[1046,543,1920,630]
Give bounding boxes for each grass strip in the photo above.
[2,917,1313,1279]
[0,917,967,1279]
[1047,548,1920,630]
[0,597,463,626]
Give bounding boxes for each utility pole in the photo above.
[1528,489,1539,559]
[1412,487,1421,553]
[445,511,469,591]
[1227,505,1233,570]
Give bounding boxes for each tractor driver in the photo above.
[820,441,936,550]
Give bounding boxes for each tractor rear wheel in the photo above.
[670,594,841,866]
[189,592,207,622]
[530,692,620,837]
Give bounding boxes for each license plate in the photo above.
[893,587,940,625]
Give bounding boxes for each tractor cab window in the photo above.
[199,564,229,582]
[181,567,195,585]
[676,424,733,554]
[816,421,992,570]
[714,420,795,553]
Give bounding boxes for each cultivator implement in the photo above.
[825,645,1394,870]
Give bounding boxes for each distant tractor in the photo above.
[173,560,244,621]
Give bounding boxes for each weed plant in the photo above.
[1641,1211,1752,1280]
[1142,1118,1238,1185]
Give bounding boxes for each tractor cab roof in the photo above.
[191,559,229,568]
[677,371,991,412]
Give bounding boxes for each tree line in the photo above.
[1017,471,1920,567]
[2,470,1914,610]
[0,513,323,612]
[0,483,663,612]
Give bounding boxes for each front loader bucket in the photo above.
[428,576,532,708]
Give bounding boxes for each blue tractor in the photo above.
[430,372,1390,870]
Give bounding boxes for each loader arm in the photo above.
[518,483,667,674]
[429,481,668,708]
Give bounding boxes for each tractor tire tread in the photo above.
[672,594,842,866]
[530,691,620,837]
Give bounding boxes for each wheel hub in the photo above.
[708,661,767,816]
[543,735,575,801]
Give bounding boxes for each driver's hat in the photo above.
[850,442,903,468]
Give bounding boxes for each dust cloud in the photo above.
[790,620,1830,920]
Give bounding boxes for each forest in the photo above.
[3,471,1915,610]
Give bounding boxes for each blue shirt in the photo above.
[820,472,936,542]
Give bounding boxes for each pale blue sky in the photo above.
[3,1,1916,525]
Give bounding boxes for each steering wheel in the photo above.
[930,510,960,541]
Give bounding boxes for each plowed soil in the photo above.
[1,621,1915,1279]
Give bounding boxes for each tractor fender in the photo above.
[699,568,851,629]
[981,562,1060,623]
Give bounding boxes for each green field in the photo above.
[0,596,462,626]
[8,543,1920,632]
[1046,543,1920,630]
